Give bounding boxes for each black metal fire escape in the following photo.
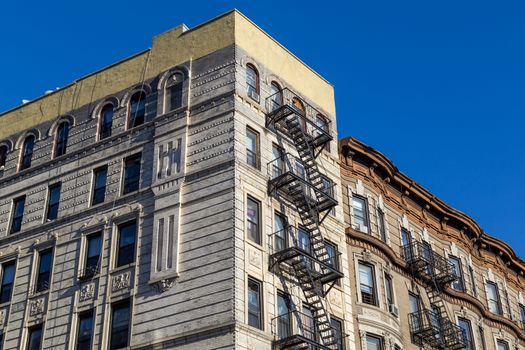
[266,89,343,350]
[402,241,467,350]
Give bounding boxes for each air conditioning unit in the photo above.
[389,303,399,317]
[248,89,260,102]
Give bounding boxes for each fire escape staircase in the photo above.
[266,90,342,349]
[402,242,467,350]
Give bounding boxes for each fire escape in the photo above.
[266,88,343,349]
[401,241,467,350]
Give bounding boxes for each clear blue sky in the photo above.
[1,1,524,256]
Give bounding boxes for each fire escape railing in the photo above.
[401,242,467,350]
[265,89,341,350]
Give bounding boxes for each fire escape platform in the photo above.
[272,334,332,350]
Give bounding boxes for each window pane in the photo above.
[0,261,16,303]
[458,318,474,350]
[0,145,7,167]
[274,213,286,252]
[270,83,282,111]
[55,123,69,157]
[36,250,52,292]
[377,209,387,241]
[449,256,464,291]
[11,196,25,233]
[117,222,136,267]
[352,197,368,228]
[92,167,108,205]
[85,234,102,275]
[247,278,262,329]
[129,92,146,128]
[100,104,114,139]
[110,300,130,350]
[46,184,61,221]
[21,135,35,170]
[123,154,141,194]
[168,73,184,111]
[246,129,258,168]
[247,198,260,244]
[331,318,344,350]
[276,293,291,338]
[359,263,376,305]
[366,335,382,350]
[27,325,43,350]
[77,311,94,350]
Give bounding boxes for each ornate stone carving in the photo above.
[79,283,95,302]
[362,250,372,263]
[30,298,45,316]
[155,278,175,293]
[112,272,131,292]
[0,310,5,326]
[248,247,262,267]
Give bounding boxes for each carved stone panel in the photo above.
[79,283,95,302]
[112,272,131,292]
[30,298,45,317]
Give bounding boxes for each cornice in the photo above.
[339,136,525,276]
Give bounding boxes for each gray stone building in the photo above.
[0,10,353,350]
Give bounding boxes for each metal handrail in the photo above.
[272,310,318,341]
[401,241,458,282]
[409,309,467,348]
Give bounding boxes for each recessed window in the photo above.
[325,242,339,274]
[246,127,259,169]
[246,197,261,245]
[479,326,487,350]
[497,340,509,350]
[352,196,369,232]
[166,72,184,111]
[273,212,287,252]
[303,306,317,341]
[99,104,114,140]
[76,310,94,350]
[486,281,502,315]
[84,233,102,277]
[46,183,61,221]
[92,166,108,205]
[246,64,259,101]
[292,98,307,130]
[519,304,525,331]
[468,266,477,296]
[27,324,43,350]
[0,261,16,303]
[377,209,387,242]
[36,249,53,293]
[448,255,464,292]
[0,145,7,168]
[384,273,394,307]
[10,196,25,234]
[366,334,383,350]
[269,82,282,111]
[458,317,475,350]
[247,277,262,329]
[20,135,35,170]
[123,154,141,194]
[315,114,330,151]
[400,228,411,248]
[54,122,69,157]
[128,91,146,128]
[110,299,130,350]
[271,144,284,178]
[331,316,345,350]
[358,262,377,305]
[276,292,291,338]
[116,221,136,267]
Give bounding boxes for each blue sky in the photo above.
[1,1,524,256]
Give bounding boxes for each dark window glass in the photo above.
[21,135,35,170]
[302,306,317,341]
[0,261,16,304]
[27,324,43,350]
[0,145,7,168]
[85,233,102,276]
[325,242,338,270]
[100,104,114,139]
[11,196,25,234]
[246,64,259,98]
[247,277,262,329]
[117,222,136,267]
[331,317,344,350]
[92,166,108,205]
[377,209,387,242]
[315,114,330,151]
[246,128,259,168]
[167,73,184,111]
[246,197,260,244]
[123,154,141,194]
[36,249,53,293]
[352,196,369,231]
[76,310,94,350]
[468,265,477,296]
[54,122,69,157]
[497,340,509,350]
[519,304,525,331]
[385,273,394,306]
[449,255,464,291]
[366,334,383,350]
[276,292,291,338]
[487,281,502,314]
[359,262,377,305]
[458,318,475,350]
[271,144,284,178]
[128,92,146,128]
[46,183,61,221]
[274,212,287,252]
[110,300,130,350]
[269,82,282,111]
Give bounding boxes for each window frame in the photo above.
[486,281,502,315]
[76,309,94,350]
[109,299,131,350]
[122,153,142,195]
[35,248,53,293]
[20,134,35,171]
[99,103,114,140]
[0,144,7,168]
[83,232,102,277]
[45,183,61,221]
[384,273,394,307]
[377,208,387,242]
[247,276,263,330]
[10,196,26,234]
[330,315,345,350]
[365,333,384,350]
[0,260,16,304]
[115,221,137,268]
[26,323,44,350]
[246,196,261,245]
[358,261,378,306]
[351,195,370,232]
[245,127,260,169]
[53,121,70,158]
[496,340,510,350]
[457,317,475,350]
[246,64,260,101]
[166,72,184,112]
[127,91,147,129]
[448,255,464,292]
[269,81,283,111]
[92,166,108,205]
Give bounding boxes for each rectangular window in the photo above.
[366,334,383,350]
[36,249,53,293]
[76,310,94,350]
[84,233,102,277]
[352,196,369,232]
[246,197,261,245]
[331,317,345,350]
[469,265,477,296]
[497,340,509,350]
[271,144,284,178]
[46,183,61,221]
[325,241,340,286]
[384,273,394,306]
[116,221,136,267]
[479,326,487,350]
[247,277,262,329]
[302,306,317,341]
[519,304,525,331]
[0,261,16,303]
[377,209,387,242]
[276,292,291,339]
[359,262,377,306]
[458,317,475,350]
[110,299,130,350]
[487,281,502,315]
[448,255,464,292]
[10,196,26,234]
[27,324,43,350]
[92,166,108,205]
[274,212,287,252]
[246,127,259,169]
[123,154,141,194]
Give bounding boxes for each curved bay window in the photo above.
[0,145,7,168]
[20,135,35,170]
[246,64,259,101]
[99,104,114,139]
[128,91,146,129]
[166,72,184,112]
[269,81,282,111]
[54,122,69,157]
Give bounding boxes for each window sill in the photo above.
[111,263,136,274]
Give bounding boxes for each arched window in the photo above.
[0,145,7,168]
[292,97,307,131]
[54,122,70,157]
[166,72,184,112]
[20,135,35,170]
[315,114,330,151]
[128,91,146,129]
[269,82,282,111]
[246,64,259,100]
[99,104,114,140]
